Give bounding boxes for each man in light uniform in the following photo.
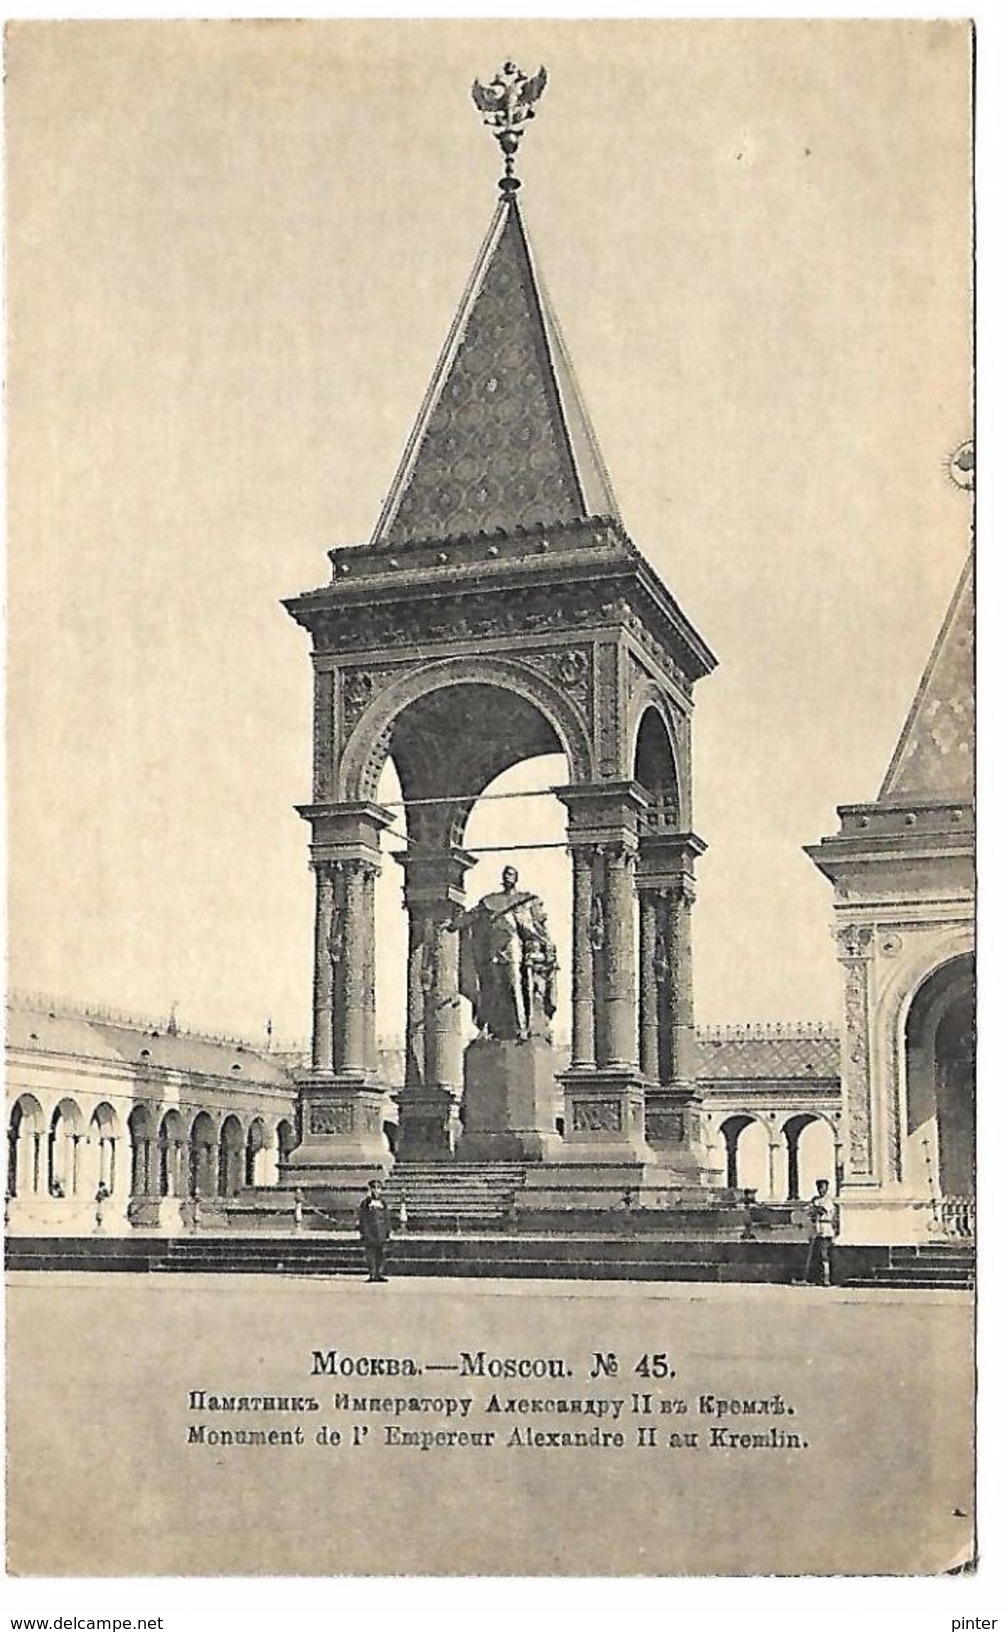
[804,1178,839,1287]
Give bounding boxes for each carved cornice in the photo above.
[286,541,715,685]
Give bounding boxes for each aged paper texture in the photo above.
[5,19,975,1580]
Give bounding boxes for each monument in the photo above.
[281,63,719,1209]
[456,866,561,1160]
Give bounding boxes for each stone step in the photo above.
[7,1235,977,1290]
[386,1159,527,1226]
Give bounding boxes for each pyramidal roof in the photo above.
[371,196,620,547]
[878,550,974,803]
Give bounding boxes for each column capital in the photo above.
[297,799,393,866]
[394,846,478,910]
[637,830,707,891]
[833,921,875,964]
[338,856,381,881]
[554,781,649,849]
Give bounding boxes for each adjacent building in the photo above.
[807,550,975,1241]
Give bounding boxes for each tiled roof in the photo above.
[373,198,619,546]
[696,1034,840,1081]
[6,999,293,1087]
[879,551,974,803]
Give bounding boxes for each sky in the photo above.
[6,19,974,1045]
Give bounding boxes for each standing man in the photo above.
[804,1178,839,1287]
[358,1178,393,1283]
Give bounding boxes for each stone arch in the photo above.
[632,700,683,830]
[128,1104,158,1197]
[48,1098,84,1197]
[157,1109,187,1198]
[888,931,975,1040]
[781,1112,839,1200]
[86,1102,121,1198]
[276,1118,297,1168]
[218,1113,245,1197]
[904,952,974,1200]
[879,930,975,1193]
[188,1110,218,1198]
[7,1093,45,1197]
[718,1113,772,1192]
[338,657,594,805]
[244,1117,271,1187]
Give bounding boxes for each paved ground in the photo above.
[6,1271,974,1577]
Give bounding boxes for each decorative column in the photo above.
[569,844,596,1069]
[597,843,638,1069]
[665,876,697,1086]
[553,784,650,1164]
[394,846,476,1160]
[785,1126,802,1201]
[767,1133,782,1202]
[637,832,709,1180]
[311,864,337,1071]
[638,887,660,1082]
[339,858,372,1075]
[285,800,394,1190]
[362,862,378,1076]
[834,922,876,1184]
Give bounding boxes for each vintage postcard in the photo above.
[5,19,976,1580]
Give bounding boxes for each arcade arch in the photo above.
[340,664,591,808]
[905,954,975,1201]
[276,1119,297,1167]
[86,1103,121,1198]
[633,704,682,831]
[128,1105,157,1197]
[218,1114,245,1198]
[7,1094,45,1197]
[245,1118,272,1187]
[158,1110,186,1198]
[781,1114,837,1201]
[718,1114,770,1193]
[188,1111,218,1199]
[48,1099,83,1196]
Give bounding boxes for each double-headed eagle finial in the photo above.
[471,61,548,195]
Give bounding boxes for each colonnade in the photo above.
[294,783,708,1172]
[7,1095,296,1230]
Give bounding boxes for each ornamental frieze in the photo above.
[312,670,335,799]
[316,587,641,654]
[510,645,591,712]
[647,1108,685,1143]
[308,1101,355,1136]
[340,666,402,731]
[571,1098,623,1133]
[594,644,621,777]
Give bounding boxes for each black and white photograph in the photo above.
[4,15,981,1592]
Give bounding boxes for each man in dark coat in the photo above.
[358,1178,393,1283]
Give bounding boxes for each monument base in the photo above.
[644,1084,712,1184]
[557,1067,652,1163]
[515,1160,722,1214]
[282,1071,392,1186]
[455,1036,562,1162]
[393,1087,462,1162]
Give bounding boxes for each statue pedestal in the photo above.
[644,1085,712,1184]
[456,1037,562,1162]
[394,1087,462,1162]
[282,1072,392,1188]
